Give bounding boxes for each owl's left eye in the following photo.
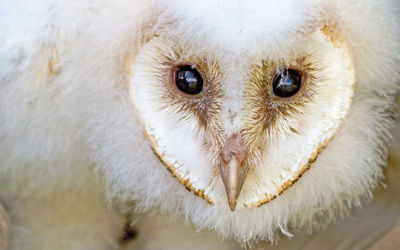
[272,69,302,98]
[175,66,203,95]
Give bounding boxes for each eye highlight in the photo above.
[272,69,302,98]
[175,65,204,95]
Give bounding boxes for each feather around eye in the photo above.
[242,56,321,154]
[268,57,320,104]
[246,56,320,120]
[154,52,223,127]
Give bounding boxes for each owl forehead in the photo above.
[158,0,324,56]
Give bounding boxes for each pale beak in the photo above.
[220,156,247,211]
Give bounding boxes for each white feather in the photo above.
[0,0,399,248]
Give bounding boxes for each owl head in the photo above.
[129,12,357,212]
[92,0,400,243]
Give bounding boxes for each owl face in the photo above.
[128,25,355,211]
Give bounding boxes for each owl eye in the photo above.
[175,66,204,95]
[272,69,302,98]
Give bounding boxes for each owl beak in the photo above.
[220,156,247,211]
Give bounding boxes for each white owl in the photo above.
[0,0,399,249]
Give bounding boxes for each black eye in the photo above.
[272,69,302,98]
[175,66,203,95]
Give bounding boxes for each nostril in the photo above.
[221,134,247,164]
[222,151,235,162]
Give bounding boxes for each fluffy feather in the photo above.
[0,0,399,248]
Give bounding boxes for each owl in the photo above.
[0,0,399,249]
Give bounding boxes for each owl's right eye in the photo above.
[174,66,204,95]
